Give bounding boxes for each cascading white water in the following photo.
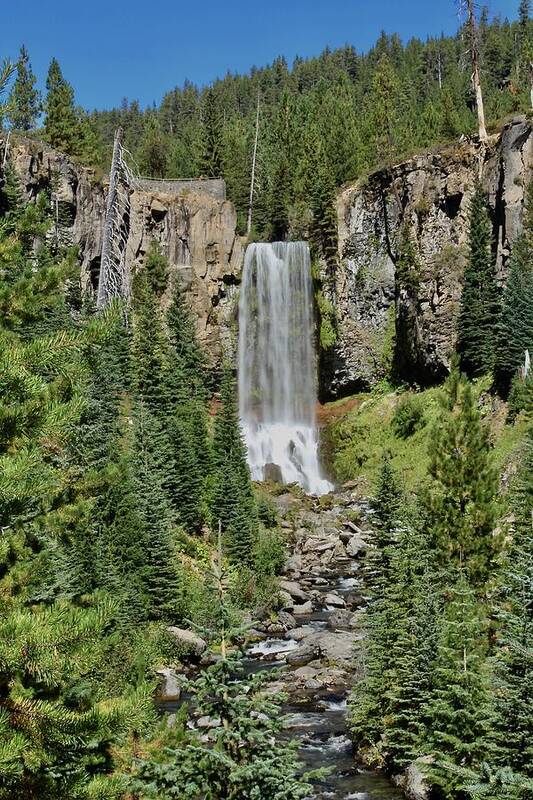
[238,241,332,495]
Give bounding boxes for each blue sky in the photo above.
[3,0,519,111]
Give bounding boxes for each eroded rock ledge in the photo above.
[0,135,244,366]
[322,116,532,398]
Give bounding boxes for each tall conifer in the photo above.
[8,45,40,130]
[458,185,500,377]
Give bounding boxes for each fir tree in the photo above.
[489,428,533,785]
[211,365,258,564]
[372,54,400,164]
[137,114,168,178]
[458,185,500,377]
[131,401,183,621]
[494,181,533,394]
[197,88,224,178]
[7,45,40,130]
[422,573,493,798]
[131,546,311,800]
[44,59,79,155]
[424,361,500,590]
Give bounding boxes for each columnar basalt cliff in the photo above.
[321,116,532,398]
[0,136,243,364]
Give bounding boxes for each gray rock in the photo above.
[292,600,314,615]
[197,715,221,729]
[329,609,358,629]
[324,592,346,608]
[263,462,283,483]
[278,590,295,610]
[166,627,207,657]
[304,678,323,690]
[393,756,433,800]
[156,668,180,700]
[279,579,309,603]
[346,535,368,557]
[293,665,319,678]
[277,611,297,630]
[284,554,303,573]
[302,537,337,553]
[291,625,318,641]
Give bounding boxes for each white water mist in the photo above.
[238,241,332,495]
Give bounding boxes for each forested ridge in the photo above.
[0,3,532,800]
[3,2,533,243]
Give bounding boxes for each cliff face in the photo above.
[2,120,531,395]
[321,116,532,398]
[1,136,243,364]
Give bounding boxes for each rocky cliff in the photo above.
[321,116,532,398]
[2,119,531,395]
[0,135,243,364]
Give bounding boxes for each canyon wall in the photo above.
[0,135,243,364]
[321,116,532,397]
[1,118,531,395]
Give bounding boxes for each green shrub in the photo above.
[256,495,278,528]
[254,529,286,577]
[392,394,426,439]
[507,373,532,422]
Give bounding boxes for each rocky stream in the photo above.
[161,486,402,800]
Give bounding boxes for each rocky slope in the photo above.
[321,116,532,397]
[0,135,243,365]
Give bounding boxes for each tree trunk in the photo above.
[247,93,260,237]
[466,0,488,142]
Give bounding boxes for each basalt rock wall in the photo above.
[321,116,532,398]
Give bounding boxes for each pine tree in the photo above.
[422,573,493,798]
[197,88,224,178]
[372,54,400,164]
[131,401,183,621]
[494,181,533,394]
[458,185,500,377]
[44,59,80,155]
[211,365,258,564]
[130,545,311,800]
[7,45,40,130]
[425,360,500,590]
[489,428,533,784]
[137,114,168,178]
[367,452,404,592]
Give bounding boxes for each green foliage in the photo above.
[422,575,493,797]
[130,548,312,800]
[83,11,529,240]
[316,289,338,349]
[144,240,169,296]
[211,365,258,564]
[137,113,168,178]
[458,185,500,377]
[392,393,426,439]
[44,59,79,155]
[424,361,501,589]
[7,45,40,130]
[494,181,533,394]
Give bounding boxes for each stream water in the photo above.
[241,551,401,800]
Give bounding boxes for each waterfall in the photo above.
[238,241,332,495]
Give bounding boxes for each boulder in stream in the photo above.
[166,627,207,657]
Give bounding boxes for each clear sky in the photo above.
[2,0,520,111]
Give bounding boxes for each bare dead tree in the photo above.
[96,128,133,309]
[246,92,261,237]
[461,0,488,142]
